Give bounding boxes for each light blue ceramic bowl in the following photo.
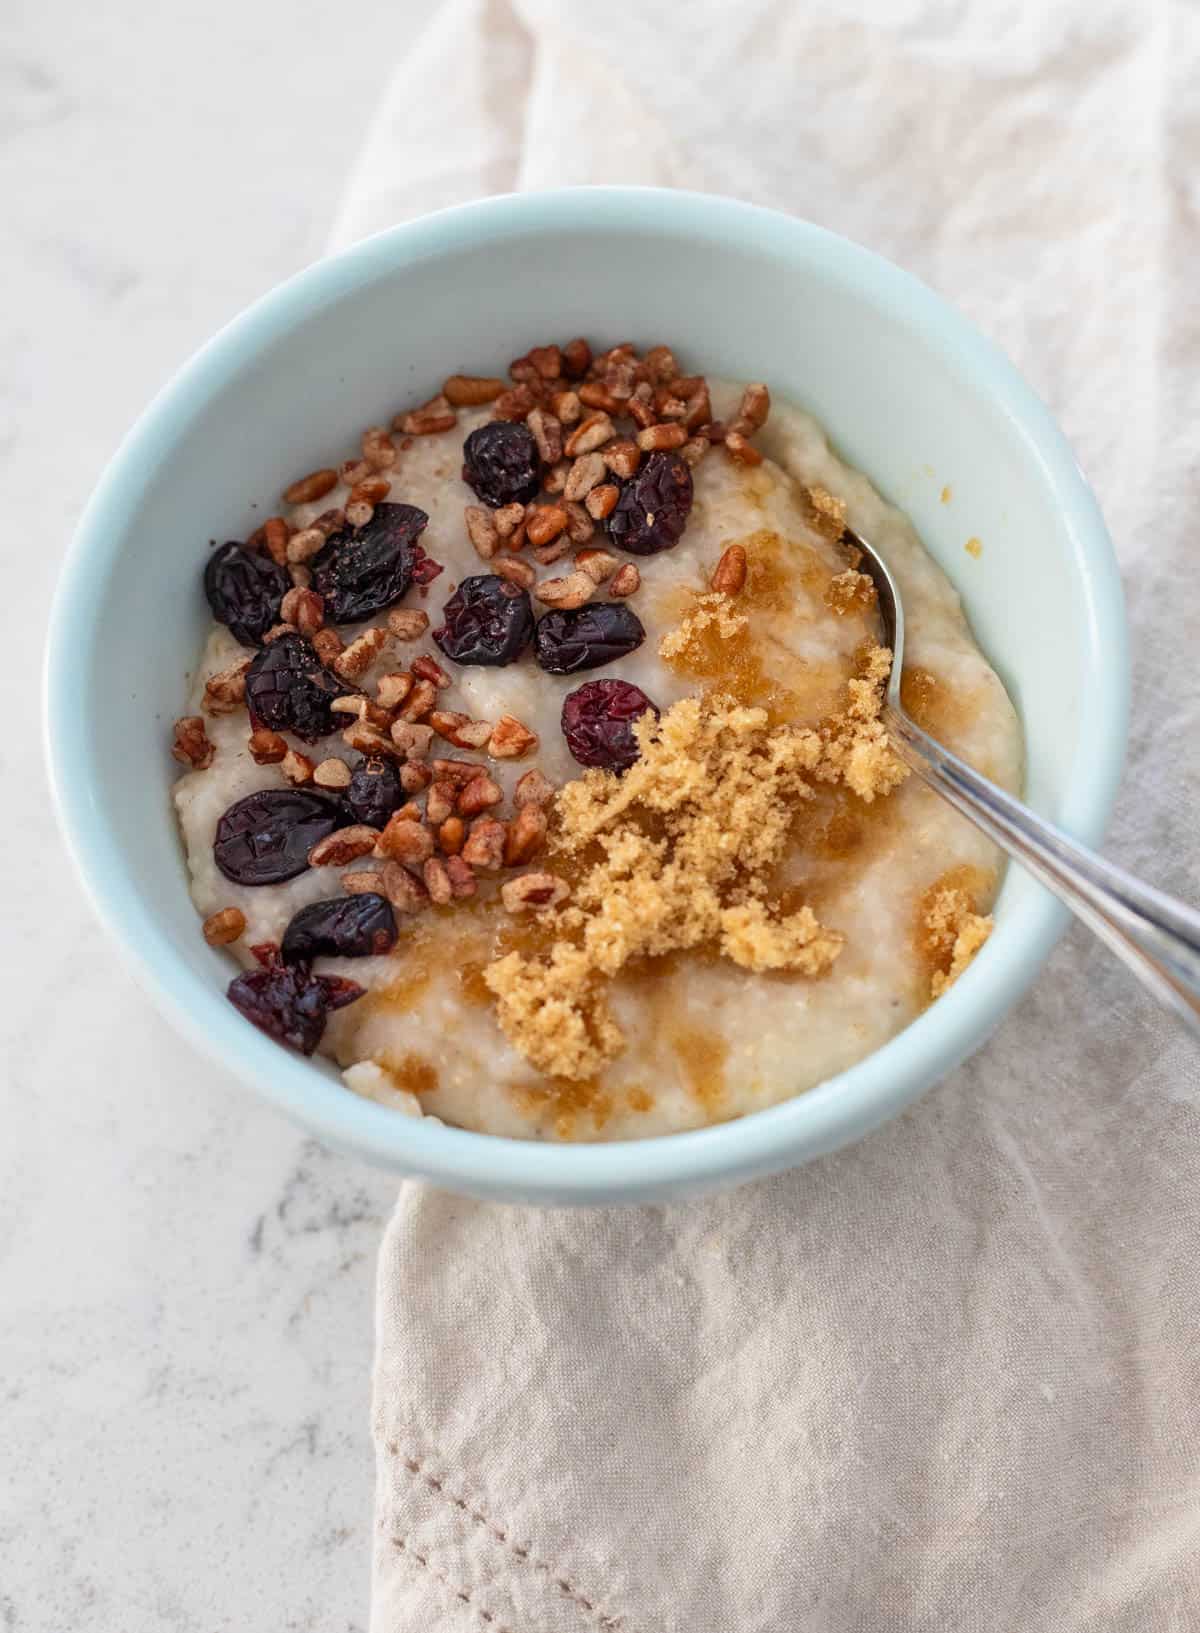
[44,189,1127,1204]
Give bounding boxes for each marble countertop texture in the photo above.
[2,3,431,1627]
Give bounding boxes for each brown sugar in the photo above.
[824,568,876,616]
[921,874,994,998]
[484,647,908,1080]
[802,484,848,540]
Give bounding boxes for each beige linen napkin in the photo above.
[338,4,1200,1627]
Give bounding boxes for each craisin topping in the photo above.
[204,541,290,648]
[213,788,346,886]
[534,603,646,675]
[312,502,433,624]
[605,450,693,556]
[244,632,344,743]
[461,421,541,507]
[227,955,363,1055]
[561,679,659,770]
[432,574,534,667]
[280,893,397,964]
[345,756,404,828]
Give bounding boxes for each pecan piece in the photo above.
[457,774,504,816]
[203,907,246,946]
[423,856,452,905]
[710,544,748,595]
[526,407,563,465]
[280,587,324,636]
[534,571,594,610]
[444,854,477,898]
[283,468,337,505]
[460,817,506,870]
[375,813,434,866]
[412,654,452,689]
[281,749,315,785]
[313,757,352,789]
[514,768,555,807]
[501,872,569,913]
[636,422,688,452]
[172,716,214,769]
[203,656,252,715]
[386,608,430,641]
[442,374,505,406]
[525,504,569,547]
[564,412,615,458]
[487,715,539,760]
[248,728,288,765]
[503,803,548,865]
[608,563,641,597]
[310,825,380,867]
[585,482,620,521]
[334,626,390,683]
[465,504,499,560]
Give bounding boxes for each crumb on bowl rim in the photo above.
[43,188,1128,1203]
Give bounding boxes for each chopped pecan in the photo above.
[203,656,252,715]
[608,562,641,597]
[531,536,573,566]
[525,504,569,546]
[283,467,337,506]
[313,757,352,789]
[443,374,505,406]
[432,758,484,783]
[636,422,688,452]
[280,587,324,636]
[585,482,620,521]
[487,715,539,760]
[626,384,657,430]
[492,384,537,421]
[643,345,679,384]
[444,854,477,898]
[262,623,298,644]
[526,407,563,464]
[425,780,457,825]
[309,825,379,867]
[375,813,434,865]
[602,439,641,479]
[465,505,499,560]
[400,679,437,721]
[561,337,592,379]
[412,654,452,689]
[457,773,504,816]
[574,548,619,584]
[203,907,246,946]
[724,431,763,466]
[342,718,398,759]
[564,412,615,457]
[430,710,492,750]
[248,728,288,765]
[423,856,452,905]
[339,458,372,488]
[262,516,292,566]
[492,557,535,589]
[541,461,570,496]
[534,571,594,609]
[288,563,312,589]
[400,760,433,792]
[378,860,431,914]
[514,768,555,807]
[563,452,607,502]
[286,526,327,565]
[281,749,315,785]
[334,626,390,682]
[602,355,638,400]
[710,544,748,595]
[683,386,713,431]
[312,628,345,666]
[578,382,623,414]
[362,425,397,469]
[344,499,374,529]
[389,720,435,760]
[375,671,414,711]
[460,817,506,871]
[501,872,569,913]
[549,389,582,425]
[679,437,710,467]
[172,716,214,769]
[395,394,456,436]
[563,502,594,544]
[387,608,430,641]
[733,383,770,433]
[492,503,526,540]
[349,476,391,506]
[503,803,548,865]
[437,816,465,855]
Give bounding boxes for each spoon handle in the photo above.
[885,705,1200,1038]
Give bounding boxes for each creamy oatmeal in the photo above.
[172,342,1021,1140]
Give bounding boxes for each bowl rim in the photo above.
[44,187,1128,1202]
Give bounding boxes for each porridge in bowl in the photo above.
[172,339,1021,1140]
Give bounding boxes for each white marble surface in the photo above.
[2,3,431,1626]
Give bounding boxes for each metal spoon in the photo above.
[850,529,1200,1037]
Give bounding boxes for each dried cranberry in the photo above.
[280,893,397,964]
[312,502,432,623]
[244,633,343,742]
[561,679,659,771]
[461,422,541,507]
[433,574,534,667]
[605,451,693,556]
[227,957,364,1055]
[204,541,290,647]
[345,756,404,828]
[534,603,646,675]
[213,788,346,885]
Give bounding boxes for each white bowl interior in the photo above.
[48,193,1125,1202]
